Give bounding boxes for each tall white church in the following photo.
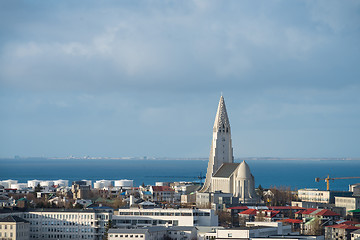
[199,96,259,204]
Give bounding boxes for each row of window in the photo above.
[24,213,96,220]
[110,234,144,238]
[116,219,179,226]
[118,211,210,216]
[0,224,14,230]
[30,227,93,232]
[29,234,94,239]
[29,221,93,226]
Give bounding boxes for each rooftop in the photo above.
[0,215,28,223]
[213,163,239,178]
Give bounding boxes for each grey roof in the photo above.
[352,229,360,234]
[0,215,28,223]
[168,226,195,231]
[108,229,148,234]
[213,163,240,178]
[108,226,167,234]
[26,208,108,213]
[195,226,225,233]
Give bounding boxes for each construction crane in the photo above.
[315,175,360,191]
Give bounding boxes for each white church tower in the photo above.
[200,95,234,192]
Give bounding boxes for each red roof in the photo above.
[151,186,174,192]
[341,221,360,226]
[268,206,305,210]
[278,219,303,224]
[227,206,249,210]
[238,209,257,215]
[298,208,317,215]
[315,209,340,217]
[262,210,281,218]
[326,224,360,230]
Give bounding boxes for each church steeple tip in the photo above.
[213,95,230,133]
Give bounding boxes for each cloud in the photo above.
[2,0,358,93]
[1,0,360,157]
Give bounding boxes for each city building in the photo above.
[325,223,360,240]
[113,208,218,227]
[149,186,175,203]
[0,215,29,240]
[197,222,291,239]
[200,96,234,193]
[190,191,239,210]
[211,161,259,203]
[297,189,353,204]
[350,184,360,196]
[351,229,360,240]
[0,208,112,240]
[108,227,167,240]
[199,96,259,203]
[108,226,196,240]
[335,196,360,212]
[72,181,91,199]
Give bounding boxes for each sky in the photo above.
[0,0,360,159]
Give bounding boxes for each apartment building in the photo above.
[298,189,352,204]
[0,208,112,240]
[0,215,29,240]
[335,196,360,212]
[113,208,218,227]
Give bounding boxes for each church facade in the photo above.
[199,96,259,204]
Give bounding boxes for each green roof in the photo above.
[349,209,360,213]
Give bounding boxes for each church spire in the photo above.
[199,95,234,193]
[213,95,230,133]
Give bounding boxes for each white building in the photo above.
[0,209,113,240]
[197,222,292,239]
[200,96,234,193]
[113,208,218,227]
[199,96,259,204]
[108,226,196,240]
[0,215,29,240]
[108,227,167,240]
[350,183,360,196]
[335,196,360,212]
[211,161,259,204]
[298,189,353,204]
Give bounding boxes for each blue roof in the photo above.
[87,206,113,210]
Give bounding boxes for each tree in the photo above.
[218,210,232,227]
[35,183,42,193]
[103,220,112,240]
[309,217,323,236]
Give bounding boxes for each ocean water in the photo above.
[0,158,360,191]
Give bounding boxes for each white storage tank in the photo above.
[10,183,28,190]
[0,181,10,188]
[94,180,112,188]
[114,179,133,188]
[54,179,69,187]
[1,179,18,188]
[28,180,40,188]
[94,182,102,189]
[40,181,54,187]
[155,182,170,187]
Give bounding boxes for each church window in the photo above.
[226,128,228,132]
